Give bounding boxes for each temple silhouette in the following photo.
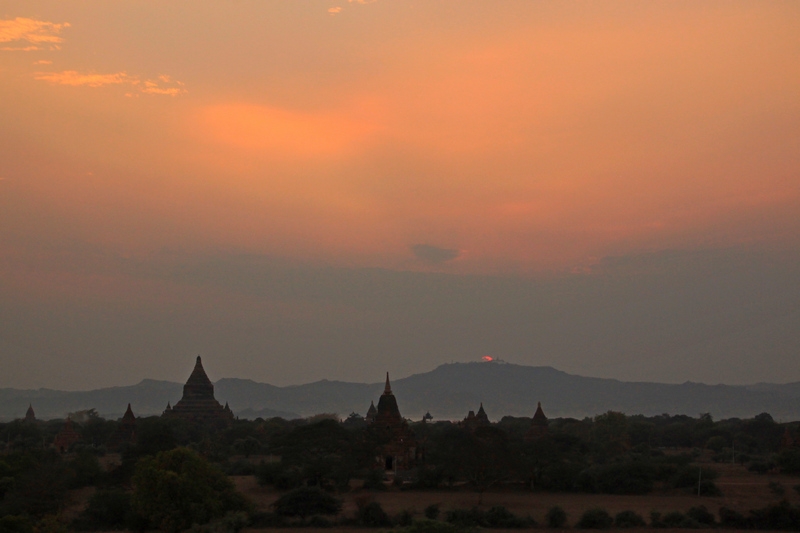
[366,373,420,472]
[162,356,234,426]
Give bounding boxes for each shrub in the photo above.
[649,511,664,528]
[686,506,715,526]
[698,480,722,496]
[273,487,342,518]
[308,516,332,528]
[248,512,283,528]
[671,466,718,489]
[769,481,786,497]
[445,508,485,528]
[718,507,748,528]
[748,461,772,474]
[661,511,698,528]
[362,468,387,491]
[401,520,464,533]
[131,448,250,533]
[748,501,800,530]
[484,506,529,528]
[546,506,567,528]
[396,510,414,527]
[0,516,33,533]
[75,489,132,530]
[424,504,441,520]
[576,508,613,529]
[614,510,645,528]
[357,501,392,527]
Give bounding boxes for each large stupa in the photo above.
[162,356,234,426]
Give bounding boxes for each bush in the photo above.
[769,481,786,497]
[400,520,464,533]
[649,511,664,528]
[396,510,414,527]
[357,501,392,527]
[661,511,698,528]
[445,508,485,528]
[748,501,800,530]
[576,508,613,529]
[273,487,342,518]
[131,448,250,533]
[546,506,567,528]
[749,461,772,474]
[74,489,132,530]
[698,480,722,496]
[686,506,715,526]
[248,512,283,528]
[362,468,387,491]
[589,462,656,494]
[671,466,718,489]
[308,516,332,528]
[0,516,33,533]
[485,506,528,528]
[614,510,645,528]
[778,449,800,475]
[718,507,748,528]
[424,504,441,521]
[255,462,300,490]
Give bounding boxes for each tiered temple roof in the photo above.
[162,356,234,426]
[367,373,419,472]
[24,404,36,423]
[108,404,137,450]
[525,401,549,441]
[463,403,490,430]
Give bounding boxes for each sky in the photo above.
[1,1,799,391]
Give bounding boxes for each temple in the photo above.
[162,356,234,427]
[525,401,549,441]
[107,404,137,450]
[366,373,419,472]
[53,418,81,453]
[463,403,490,430]
[24,404,36,423]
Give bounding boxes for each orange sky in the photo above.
[2,1,797,275]
[1,1,799,389]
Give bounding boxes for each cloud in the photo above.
[34,70,135,87]
[328,7,342,15]
[0,18,69,51]
[34,70,186,95]
[411,244,461,264]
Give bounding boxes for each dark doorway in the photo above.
[385,456,393,470]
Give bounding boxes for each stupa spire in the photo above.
[384,372,392,395]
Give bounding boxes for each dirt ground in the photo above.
[234,462,800,526]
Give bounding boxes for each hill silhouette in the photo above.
[2,362,799,421]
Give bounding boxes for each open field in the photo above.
[234,462,800,528]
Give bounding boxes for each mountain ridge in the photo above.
[2,362,799,422]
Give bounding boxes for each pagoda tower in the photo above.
[368,373,419,472]
[463,403,490,430]
[24,404,36,423]
[108,404,137,450]
[162,356,234,427]
[525,401,549,441]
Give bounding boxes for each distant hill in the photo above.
[2,362,799,422]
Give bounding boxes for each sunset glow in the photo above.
[1,1,799,389]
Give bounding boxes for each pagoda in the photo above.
[524,401,549,441]
[367,373,419,472]
[162,356,234,427]
[24,404,36,423]
[463,403,490,430]
[107,404,137,450]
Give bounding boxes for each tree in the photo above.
[131,447,249,532]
